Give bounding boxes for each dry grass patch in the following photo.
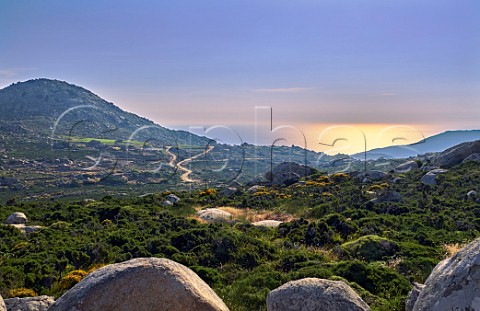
[443,242,467,258]
[386,257,403,270]
[191,206,294,224]
[187,215,209,224]
[305,245,340,262]
[7,287,37,298]
[217,206,294,223]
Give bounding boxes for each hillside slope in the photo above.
[0,78,209,146]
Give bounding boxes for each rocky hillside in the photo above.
[0,79,210,146]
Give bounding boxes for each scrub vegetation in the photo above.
[1,161,479,310]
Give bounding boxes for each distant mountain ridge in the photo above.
[2,79,479,163]
[352,130,480,160]
[0,78,210,146]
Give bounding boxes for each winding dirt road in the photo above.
[165,145,214,183]
[165,146,177,168]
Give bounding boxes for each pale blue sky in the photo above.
[1,0,479,151]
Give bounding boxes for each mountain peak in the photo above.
[0,78,210,146]
[0,78,115,121]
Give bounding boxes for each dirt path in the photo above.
[166,145,214,183]
[165,146,177,167]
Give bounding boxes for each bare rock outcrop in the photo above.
[4,295,55,311]
[434,140,480,168]
[467,190,477,199]
[353,170,390,183]
[197,209,232,223]
[4,212,43,233]
[49,257,229,311]
[266,278,370,311]
[165,194,180,204]
[420,169,447,186]
[162,200,173,206]
[252,220,283,228]
[5,212,28,224]
[412,237,480,311]
[395,161,419,173]
[247,185,265,194]
[9,224,43,234]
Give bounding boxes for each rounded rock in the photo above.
[420,169,448,186]
[197,209,232,223]
[405,283,424,311]
[49,257,229,311]
[413,237,480,311]
[5,212,28,224]
[4,295,55,311]
[252,220,283,228]
[467,190,477,199]
[267,278,370,311]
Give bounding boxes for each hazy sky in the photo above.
[1,0,479,153]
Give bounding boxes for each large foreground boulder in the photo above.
[405,283,424,311]
[4,295,55,311]
[434,140,480,168]
[0,295,6,311]
[412,237,480,311]
[49,257,229,311]
[266,278,370,311]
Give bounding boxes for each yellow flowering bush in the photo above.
[199,188,217,196]
[8,288,37,298]
[331,172,350,182]
[59,270,88,290]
